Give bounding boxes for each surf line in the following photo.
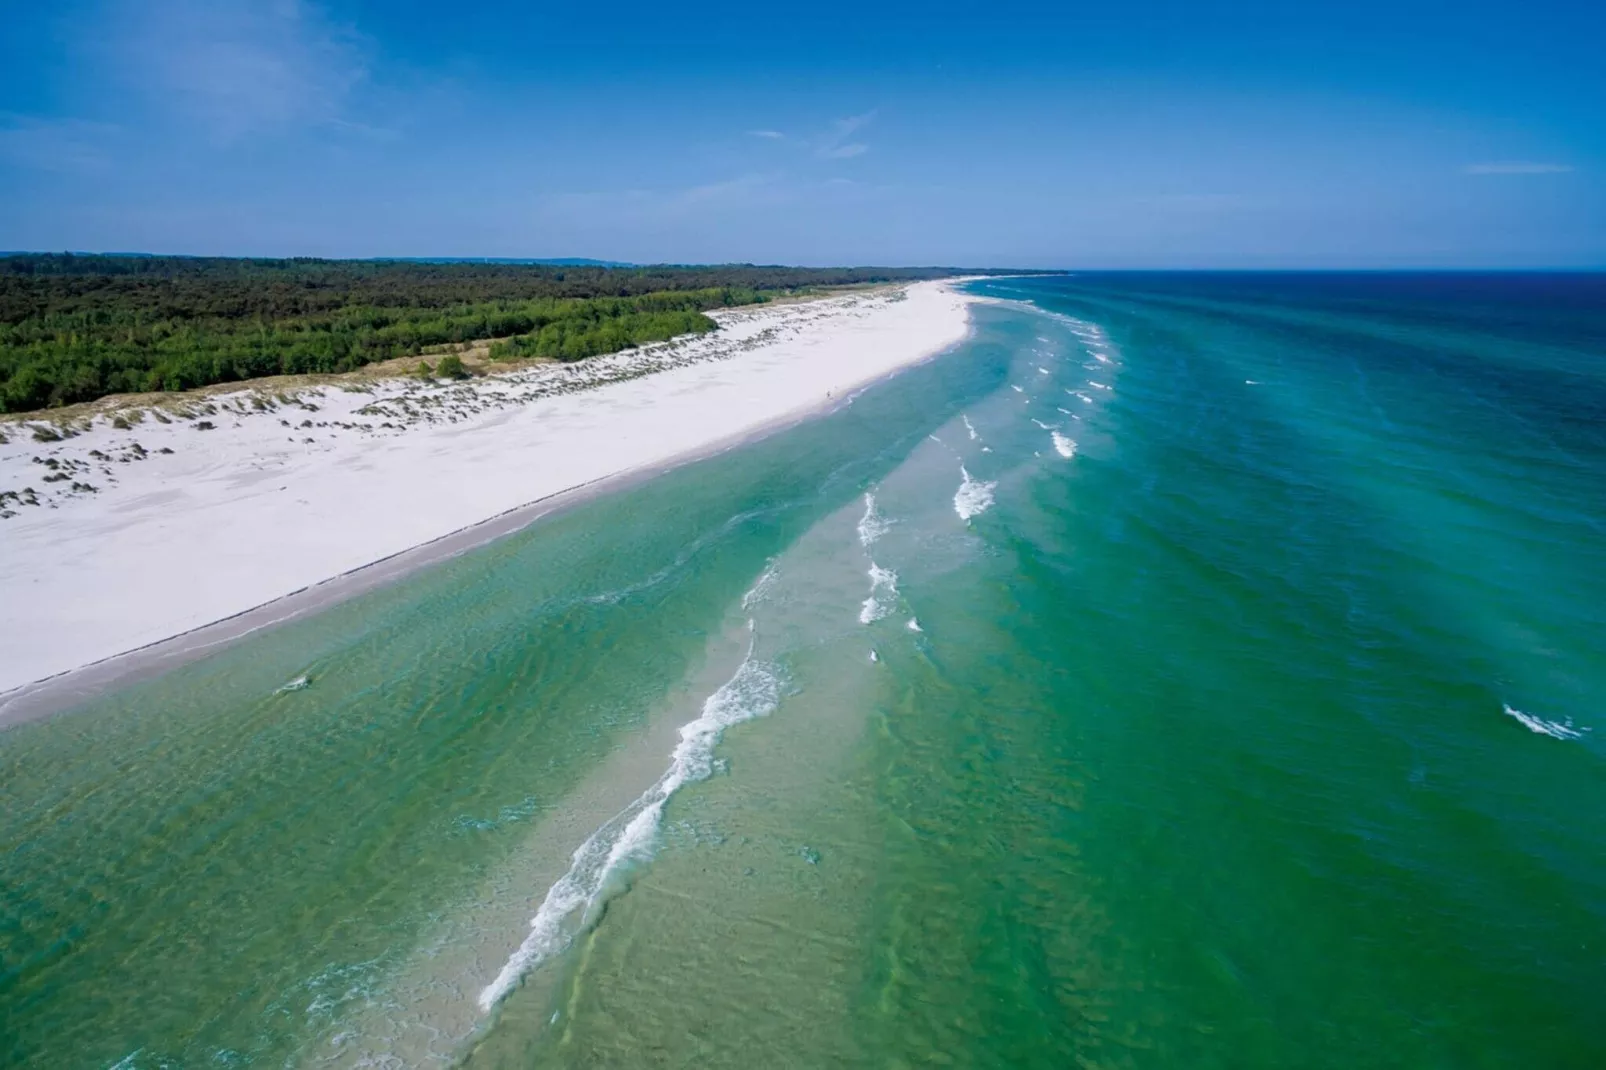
[858,492,900,624]
[954,465,997,520]
[478,618,780,1011]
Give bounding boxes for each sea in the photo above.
[2,273,1604,1068]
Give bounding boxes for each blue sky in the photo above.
[1,0,1602,266]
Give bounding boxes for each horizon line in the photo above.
[2,252,1603,274]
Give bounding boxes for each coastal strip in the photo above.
[0,282,977,722]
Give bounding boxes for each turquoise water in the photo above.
[3,274,1604,1067]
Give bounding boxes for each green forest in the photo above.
[0,255,981,413]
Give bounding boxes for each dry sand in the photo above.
[0,281,977,702]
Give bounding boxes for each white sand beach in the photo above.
[0,281,976,699]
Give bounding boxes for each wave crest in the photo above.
[954,466,997,521]
[859,563,899,624]
[1503,704,1589,741]
[478,642,780,1011]
[857,493,891,547]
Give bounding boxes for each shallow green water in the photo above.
[4,275,1604,1068]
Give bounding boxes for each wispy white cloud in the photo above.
[1464,161,1574,175]
[101,0,371,139]
[1128,193,1250,210]
[815,111,874,160]
[676,173,778,206]
[541,173,787,224]
[829,113,873,139]
[738,112,874,160]
[0,115,122,172]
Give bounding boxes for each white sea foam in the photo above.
[961,414,979,441]
[953,466,997,521]
[857,493,891,547]
[1088,381,1111,391]
[1069,390,1093,404]
[0,282,979,698]
[275,675,310,694]
[1011,385,1024,394]
[1031,418,1053,430]
[1037,366,1050,375]
[1052,432,1076,458]
[1245,379,1260,385]
[740,565,778,610]
[1502,704,1589,741]
[1054,314,1115,364]
[859,563,899,624]
[907,618,922,632]
[478,637,780,1011]
[869,650,879,663]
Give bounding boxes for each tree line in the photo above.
[0,256,995,413]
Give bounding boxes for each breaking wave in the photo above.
[857,492,891,547]
[740,564,779,609]
[1502,704,1590,741]
[859,563,899,624]
[954,466,997,521]
[477,633,780,1011]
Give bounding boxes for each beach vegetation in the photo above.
[0,256,987,413]
[435,355,469,379]
[484,294,730,362]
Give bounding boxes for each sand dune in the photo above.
[0,282,976,698]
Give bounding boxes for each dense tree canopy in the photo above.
[0,256,992,413]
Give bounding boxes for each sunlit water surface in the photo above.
[4,274,1604,1069]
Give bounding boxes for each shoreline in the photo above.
[0,281,979,726]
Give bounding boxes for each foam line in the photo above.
[1502,704,1589,740]
[478,626,780,1011]
[954,466,997,520]
[859,563,899,624]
